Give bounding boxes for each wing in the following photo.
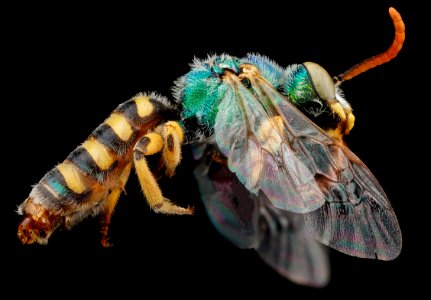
[214,71,401,260]
[214,75,325,213]
[194,156,330,287]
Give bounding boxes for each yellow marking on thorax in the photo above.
[134,96,154,118]
[83,138,115,170]
[105,113,133,141]
[57,162,87,194]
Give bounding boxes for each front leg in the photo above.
[133,125,193,215]
[327,100,355,134]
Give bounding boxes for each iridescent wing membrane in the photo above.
[194,157,329,287]
[213,69,401,260]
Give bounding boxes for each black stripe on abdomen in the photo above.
[89,124,137,156]
[115,98,165,128]
[67,147,118,183]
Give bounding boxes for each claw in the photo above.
[153,198,194,215]
[100,224,114,247]
[101,237,113,248]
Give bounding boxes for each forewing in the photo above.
[214,77,324,213]
[303,153,402,260]
[255,77,402,260]
[194,158,330,287]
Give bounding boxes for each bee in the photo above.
[17,7,404,286]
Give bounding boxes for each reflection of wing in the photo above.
[257,194,329,287]
[194,157,330,287]
[194,157,257,249]
[214,70,401,260]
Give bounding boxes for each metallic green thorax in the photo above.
[181,70,228,129]
[178,56,241,129]
[284,64,317,105]
[174,55,324,142]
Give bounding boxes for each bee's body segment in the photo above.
[17,7,404,286]
[18,94,190,245]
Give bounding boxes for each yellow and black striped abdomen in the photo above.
[28,94,176,213]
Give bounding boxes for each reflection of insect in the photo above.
[18,7,404,286]
[194,155,330,286]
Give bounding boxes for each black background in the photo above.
[3,1,425,297]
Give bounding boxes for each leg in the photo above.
[326,100,356,140]
[100,188,122,247]
[156,121,184,177]
[133,127,193,215]
[100,162,132,247]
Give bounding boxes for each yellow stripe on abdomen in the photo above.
[57,162,87,194]
[134,96,154,118]
[82,138,115,170]
[105,113,134,141]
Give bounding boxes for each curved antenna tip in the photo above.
[389,7,397,13]
[389,7,405,32]
[334,7,405,84]
[389,7,399,17]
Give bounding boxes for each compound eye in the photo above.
[303,62,335,101]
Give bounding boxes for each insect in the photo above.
[17,7,404,286]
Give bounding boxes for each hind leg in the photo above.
[133,122,193,215]
[100,162,132,247]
